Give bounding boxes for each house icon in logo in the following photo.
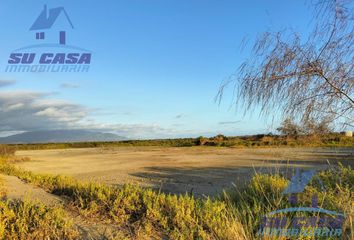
[282,169,316,194]
[29,5,74,45]
[282,169,325,207]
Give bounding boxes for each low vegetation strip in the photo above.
[5,133,354,150]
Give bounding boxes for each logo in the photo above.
[257,169,344,238]
[5,5,92,73]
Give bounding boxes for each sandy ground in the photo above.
[0,173,62,207]
[15,146,354,196]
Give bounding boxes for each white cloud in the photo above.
[0,91,87,132]
[3,103,25,111]
[0,90,179,139]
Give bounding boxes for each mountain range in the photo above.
[0,130,126,144]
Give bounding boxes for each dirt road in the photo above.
[15,146,354,196]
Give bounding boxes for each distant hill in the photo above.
[0,130,126,144]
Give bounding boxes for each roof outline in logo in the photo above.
[30,5,74,31]
[12,44,92,53]
[267,207,345,216]
[282,169,324,194]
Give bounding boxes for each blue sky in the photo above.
[0,0,313,139]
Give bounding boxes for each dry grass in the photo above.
[0,173,78,239]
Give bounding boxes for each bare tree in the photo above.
[277,117,332,136]
[277,118,304,136]
[217,0,354,127]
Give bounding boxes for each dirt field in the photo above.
[15,146,354,196]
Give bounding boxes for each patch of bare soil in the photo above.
[15,146,354,196]
[0,173,62,207]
